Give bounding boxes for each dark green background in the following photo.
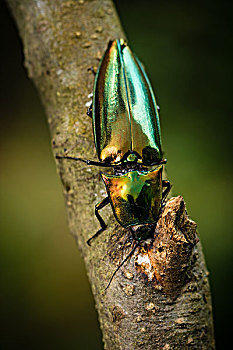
[0,0,232,348]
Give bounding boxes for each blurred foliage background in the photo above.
[0,0,232,348]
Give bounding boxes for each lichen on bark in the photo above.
[7,0,215,348]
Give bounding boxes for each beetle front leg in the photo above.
[86,104,92,118]
[56,154,114,168]
[162,180,171,203]
[88,66,97,76]
[87,196,110,246]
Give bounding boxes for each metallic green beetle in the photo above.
[57,39,170,246]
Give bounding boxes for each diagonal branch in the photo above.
[7,0,215,348]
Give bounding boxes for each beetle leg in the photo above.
[162,180,171,204]
[88,66,97,76]
[86,96,93,118]
[86,105,92,118]
[86,92,93,118]
[87,197,110,246]
[56,155,114,168]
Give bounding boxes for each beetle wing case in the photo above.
[93,39,163,165]
[102,166,163,227]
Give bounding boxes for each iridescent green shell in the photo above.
[93,39,162,165]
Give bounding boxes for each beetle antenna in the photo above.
[105,241,140,291]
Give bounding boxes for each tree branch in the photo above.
[7,0,215,348]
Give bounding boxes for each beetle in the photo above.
[56,39,170,284]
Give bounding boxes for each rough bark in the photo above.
[7,0,215,349]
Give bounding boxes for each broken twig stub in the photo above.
[135,196,199,297]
